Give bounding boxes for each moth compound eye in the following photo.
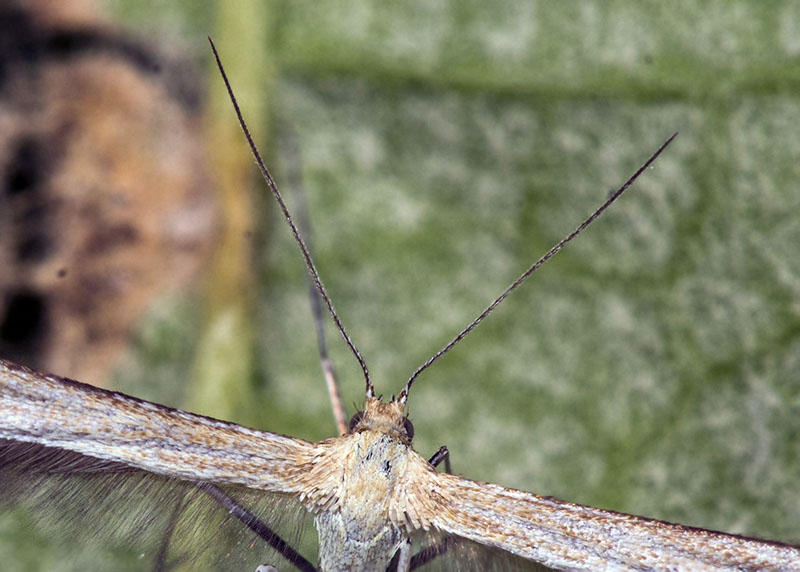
[348,411,364,432]
[402,418,414,441]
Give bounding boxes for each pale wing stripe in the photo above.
[429,472,800,570]
[0,359,313,493]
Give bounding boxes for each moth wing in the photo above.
[425,471,800,570]
[0,359,321,570]
[0,359,315,490]
[0,439,314,570]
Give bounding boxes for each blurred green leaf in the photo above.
[251,1,800,546]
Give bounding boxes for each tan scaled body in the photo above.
[304,399,427,571]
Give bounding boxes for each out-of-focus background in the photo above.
[2,0,800,568]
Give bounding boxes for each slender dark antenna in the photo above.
[208,37,374,398]
[280,122,348,436]
[398,132,678,406]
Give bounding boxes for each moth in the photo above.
[1,38,799,571]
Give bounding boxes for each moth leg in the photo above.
[408,536,456,570]
[385,538,413,572]
[395,539,413,572]
[195,482,317,572]
[428,445,451,474]
[153,487,195,572]
[281,124,348,437]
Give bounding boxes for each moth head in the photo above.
[347,397,414,444]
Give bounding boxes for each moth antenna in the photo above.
[208,37,374,399]
[398,132,678,406]
[280,121,348,435]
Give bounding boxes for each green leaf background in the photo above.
[6,0,800,569]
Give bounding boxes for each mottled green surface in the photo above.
[4,0,800,569]
[257,0,800,545]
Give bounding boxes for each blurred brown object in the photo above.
[0,0,219,386]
